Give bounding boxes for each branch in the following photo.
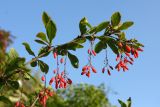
[30,95,39,107]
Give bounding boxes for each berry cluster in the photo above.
[115,42,143,72]
[38,88,54,107]
[81,40,97,77]
[14,102,25,107]
[41,51,72,90]
[102,49,114,76]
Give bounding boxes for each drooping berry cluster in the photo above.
[115,42,143,72]
[41,51,72,90]
[102,49,114,76]
[38,88,54,107]
[81,40,97,77]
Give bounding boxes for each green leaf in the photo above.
[38,60,49,74]
[68,52,79,68]
[8,81,19,90]
[0,96,12,104]
[30,60,37,67]
[22,42,35,56]
[118,21,134,30]
[74,38,86,44]
[96,21,110,33]
[107,38,118,54]
[46,20,57,43]
[99,37,118,54]
[79,17,88,35]
[127,97,132,107]
[35,39,47,45]
[8,48,19,59]
[38,47,50,57]
[111,12,121,26]
[67,42,83,51]
[118,99,127,107]
[42,12,51,27]
[89,27,97,34]
[36,32,48,43]
[24,73,31,80]
[17,57,26,67]
[94,41,107,53]
[119,32,126,40]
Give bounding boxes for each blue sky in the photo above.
[0,0,159,107]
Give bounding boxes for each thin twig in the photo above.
[30,96,39,107]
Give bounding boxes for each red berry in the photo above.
[91,66,97,73]
[115,63,121,71]
[129,57,134,62]
[135,50,139,57]
[125,45,131,53]
[92,50,96,56]
[82,66,87,71]
[128,61,133,65]
[53,52,57,59]
[81,71,87,75]
[86,71,90,78]
[53,69,57,74]
[57,74,62,79]
[125,52,130,57]
[118,42,123,48]
[21,103,25,107]
[102,67,105,73]
[134,50,139,58]
[59,82,64,88]
[41,76,45,81]
[48,92,54,97]
[49,77,55,85]
[107,69,111,76]
[60,58,64,63]
[88,49,91,54]
[61,71,65,76]
[109,66,114,70]
[67,78,72,84]
[61,78,65,83]
[116,54,120,61]
[55,81,58,89]
[137,48,143,52]
[64,82,67,88]
[15,101,20,107]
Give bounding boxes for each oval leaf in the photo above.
[96,21,110,33]
[68,52,79,68]
[99,37,118,54]
[0,96,12,104]
[30,60,37,67]
[118,21,134,30]
[35,39,47,45]
[38,60,49,74]
[42,12,51,27]
[127,97,132,107]
[74,38,86,44]
[38,47,50,57]
[107,38,118,54]
[111,12,121,26]
[46,20,57,43]
[79,17,88,35]
[36,32,48,43]
[118,99,127,107]
[94,41,107,53]
[22,42,35,56]
[24,73,31,80]
[67,42,83,51]
[8,81,19,90]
